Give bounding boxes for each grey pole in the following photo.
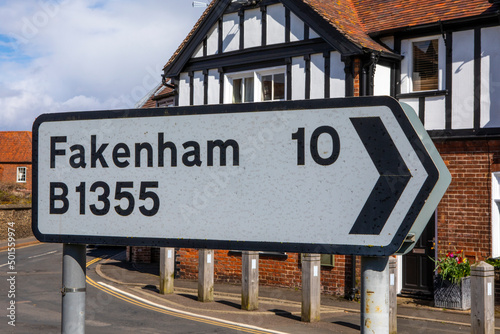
[389,256,398,334]
[159,248,175,294]
[61,244,86,334]
[198,249,214,302]
[361,256,390,333]
[301,253,321,322]
[471,261,495,334]
[241,251,259,311]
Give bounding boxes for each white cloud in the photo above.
[0,0,205,131]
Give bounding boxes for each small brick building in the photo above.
[0,132,33,192]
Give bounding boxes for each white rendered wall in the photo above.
[193,71,204,106]
[400,98,419,118]
[266,4,285,45]
[481,26,500,128]
[438,37,446,90]
[452,30,475,129]
[309,28,320,39]
[244,8,261,48]
[425,96,446,130]
[330,51,345,98]
[290,12,304,42]
[207,24,219,56]
[207,69,220,105]
[223,12,240,52]
[178,72,190,106]
[380,36,394,50]
[310,53,324,99]
[374,64,391,96]
[400,40,411,94]
[291,56,306,100]
[193,44,203,58]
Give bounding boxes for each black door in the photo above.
[402,215,435,297]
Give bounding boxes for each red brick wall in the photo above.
[434,139,500,261]
[174,249,352,296]
[0,163,32,191]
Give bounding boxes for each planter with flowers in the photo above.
[433,250,471,310]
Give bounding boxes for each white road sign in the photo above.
[32,97,451,255]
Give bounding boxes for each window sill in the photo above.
[396,90,447,99]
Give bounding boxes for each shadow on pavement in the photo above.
[332,321,360,330]
[269,309,301,322]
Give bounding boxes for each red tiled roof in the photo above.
[141,97,157,109]
[304,0,388,51]
[164,0,218,70]
[140,83,175,109]
[0,132,32,163]
[353,0,499,34]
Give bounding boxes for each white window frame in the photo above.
[224,66,286,104]
[401,35,445,94]
[17,167,27,183]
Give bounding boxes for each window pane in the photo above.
[262,75,272,101]
[273,73,285,100]
[17,167,26,182]
[244,77,254,102]
[233,78,242,103]
[413,40,438,91]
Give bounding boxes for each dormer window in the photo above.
[412,39,439,91]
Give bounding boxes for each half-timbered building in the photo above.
[139,0,500,299]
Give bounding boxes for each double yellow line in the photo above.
[85,257,278,334]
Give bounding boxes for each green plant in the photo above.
[486,258,500,269]
[433,250,470,284]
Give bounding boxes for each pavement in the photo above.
[6,237,500,333]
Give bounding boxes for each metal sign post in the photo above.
[360,256,390,333]
[61,243,86,334]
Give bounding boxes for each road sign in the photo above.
[32,97,451,256]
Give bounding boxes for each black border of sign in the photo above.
[32,96,439,256]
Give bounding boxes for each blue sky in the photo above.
[0,0,206,131]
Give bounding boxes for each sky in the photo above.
[0,0,208,131]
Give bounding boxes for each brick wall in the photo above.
[434,139,500,261]
[0,163,32,191]
[173,248,352,296]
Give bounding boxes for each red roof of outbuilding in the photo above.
[0,132,32,163]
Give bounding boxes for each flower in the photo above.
[433,250,471,284]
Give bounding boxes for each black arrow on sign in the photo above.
[349,117,412,235]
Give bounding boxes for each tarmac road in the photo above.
[1,238,497,333]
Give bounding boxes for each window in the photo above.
[226,68,285,104]
[412,39,439,91]
[17,167,26,183]
[262,73,285,101]
[232,77,254,103]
